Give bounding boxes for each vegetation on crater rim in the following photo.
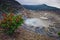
[0,13,24,35]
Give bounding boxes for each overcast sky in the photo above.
[16,0,60,8]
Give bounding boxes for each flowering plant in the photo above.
[0,13,24,35]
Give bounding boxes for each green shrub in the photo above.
[0,13,24,35]
[58,32,60,36]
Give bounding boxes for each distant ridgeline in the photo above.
[23,4,60,12]
[0,0,24,14]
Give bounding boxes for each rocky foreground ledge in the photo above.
[0,27,55,40]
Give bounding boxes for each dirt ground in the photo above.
[0,27,55,40]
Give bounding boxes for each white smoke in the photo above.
[24,18,50,28]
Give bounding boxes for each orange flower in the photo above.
[3,17,7,20]
[2,20,6,23]
[10,13,14,16]
[8,17,13,21]
[10,18,13,21]
[2,13,7,17]
[16,18,19,22]
[7,15,13,21]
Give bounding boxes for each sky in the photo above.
[16,0,60,8]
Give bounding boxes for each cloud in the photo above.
[16,0,60,8]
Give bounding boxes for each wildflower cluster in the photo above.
[0,13,24,35]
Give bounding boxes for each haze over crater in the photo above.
[16,0,60,8]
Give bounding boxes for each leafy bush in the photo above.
[58,32,60,36]
[0,13,24,35]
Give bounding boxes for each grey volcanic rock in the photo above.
[0,0,24,13]
[0,0,25,19]
[23,10,60,40]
